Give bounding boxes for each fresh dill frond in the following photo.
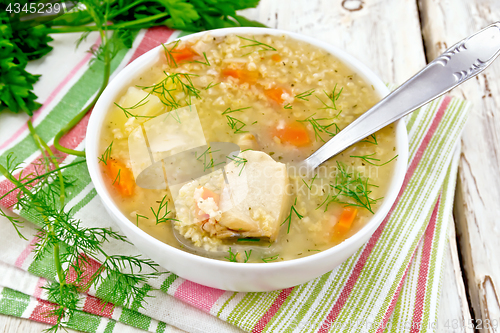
[114,101,155,119]
[360,134,378,145]
[139,72,201,109]
[281,198,303,233]
[112,169,121,185]
[227,155,248,176]
[244,250,252,263]
[196,146,224,172]
[151,195,178,224]
[0,208,27,240]
[221,106,251,115]
[191,52,210,66]
[262,255,279,263]
[136,213,149,226]
[204,82,220,90]
[226,115,248,134]
[302,174,317,190]
[225,247,238,262]
[316,84,343,110]
[297,113,340,142]
[284,103,292,110]
[327,161,382,213]
[349,153,398,166]
[162,40,181,68]
[237,35,277,52]
[316,194,331,211]
[295,88,315,101]
[98,141,113,165]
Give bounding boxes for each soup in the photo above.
[98,33,397,263]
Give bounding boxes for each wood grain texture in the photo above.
[418,0,500,327]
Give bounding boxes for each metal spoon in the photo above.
[301,22,500,172]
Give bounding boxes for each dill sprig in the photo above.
[226,115,248,134]
[328,161,382,213]
[162,40,181,68]
[151,195,179,224]
[114,98,155,119]
[297,113,340,142]
[190,52,210,66]
[0,126,165,331]
[349,153,398,166]
[316,194,331,212]
[204,82,220,90]
[295,88,315,101]
[225,247,238,262]
[281,198,303,233]
[284,103,292,110]
[302,174,317,190]
[139,71,201,109]
[262,255,279,263]
[98,141,113,165]
[221,106,250,115]
[136,213,149,226]
[244,250,252,263]
[316,84,343,110]
[360,134,378,145]
[237,238,260,242]
[227,154,248,176]
[196,146,224,172]
[237,35,277,52]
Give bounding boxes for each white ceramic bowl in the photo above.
[86,27,408,292]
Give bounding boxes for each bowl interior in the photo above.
[86,27,408,291]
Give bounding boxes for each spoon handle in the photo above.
[303,22,500,170]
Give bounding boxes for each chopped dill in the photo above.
[135,214,149,226]
[308,249,321,252]
[139,71,200,109]
[204,82,221,90]
[284,103,292,109]
[151,194,178,224]
[190,52,210,66]
[162,40,181,68]
[244,250,252,263]
[221,106,251,115]
[302,174,317,190]
[237,35,277,52]
[328,161,382,213]
[196,146,224,172]
[98,141,113,165]
[262,255,279,263]
[360,134,378,145]
[226,115,248,134]
[281,198,303,233]
[316,84,343,110]
[297,113,340,142]
[295,88,315,101]
[227,154,248,176]
[114,94,155,119]
[316,194,331,211]
[225,247,238,262]
[112,169,121,185]
[349,153,398,166]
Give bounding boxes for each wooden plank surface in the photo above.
[0,0,480,331]
[419,0,500,328]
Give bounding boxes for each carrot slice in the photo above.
[105,159,135,197]
[275,122,310,147]
[272,54,281,62]
[264,87,289,105]
[332,207,358,241]
[171,46,198,63]
[222,68,259,84]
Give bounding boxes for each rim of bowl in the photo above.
[87,27,408,271]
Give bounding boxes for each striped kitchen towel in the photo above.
[0,26,469,333]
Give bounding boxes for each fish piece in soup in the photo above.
[173,150,289,250]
